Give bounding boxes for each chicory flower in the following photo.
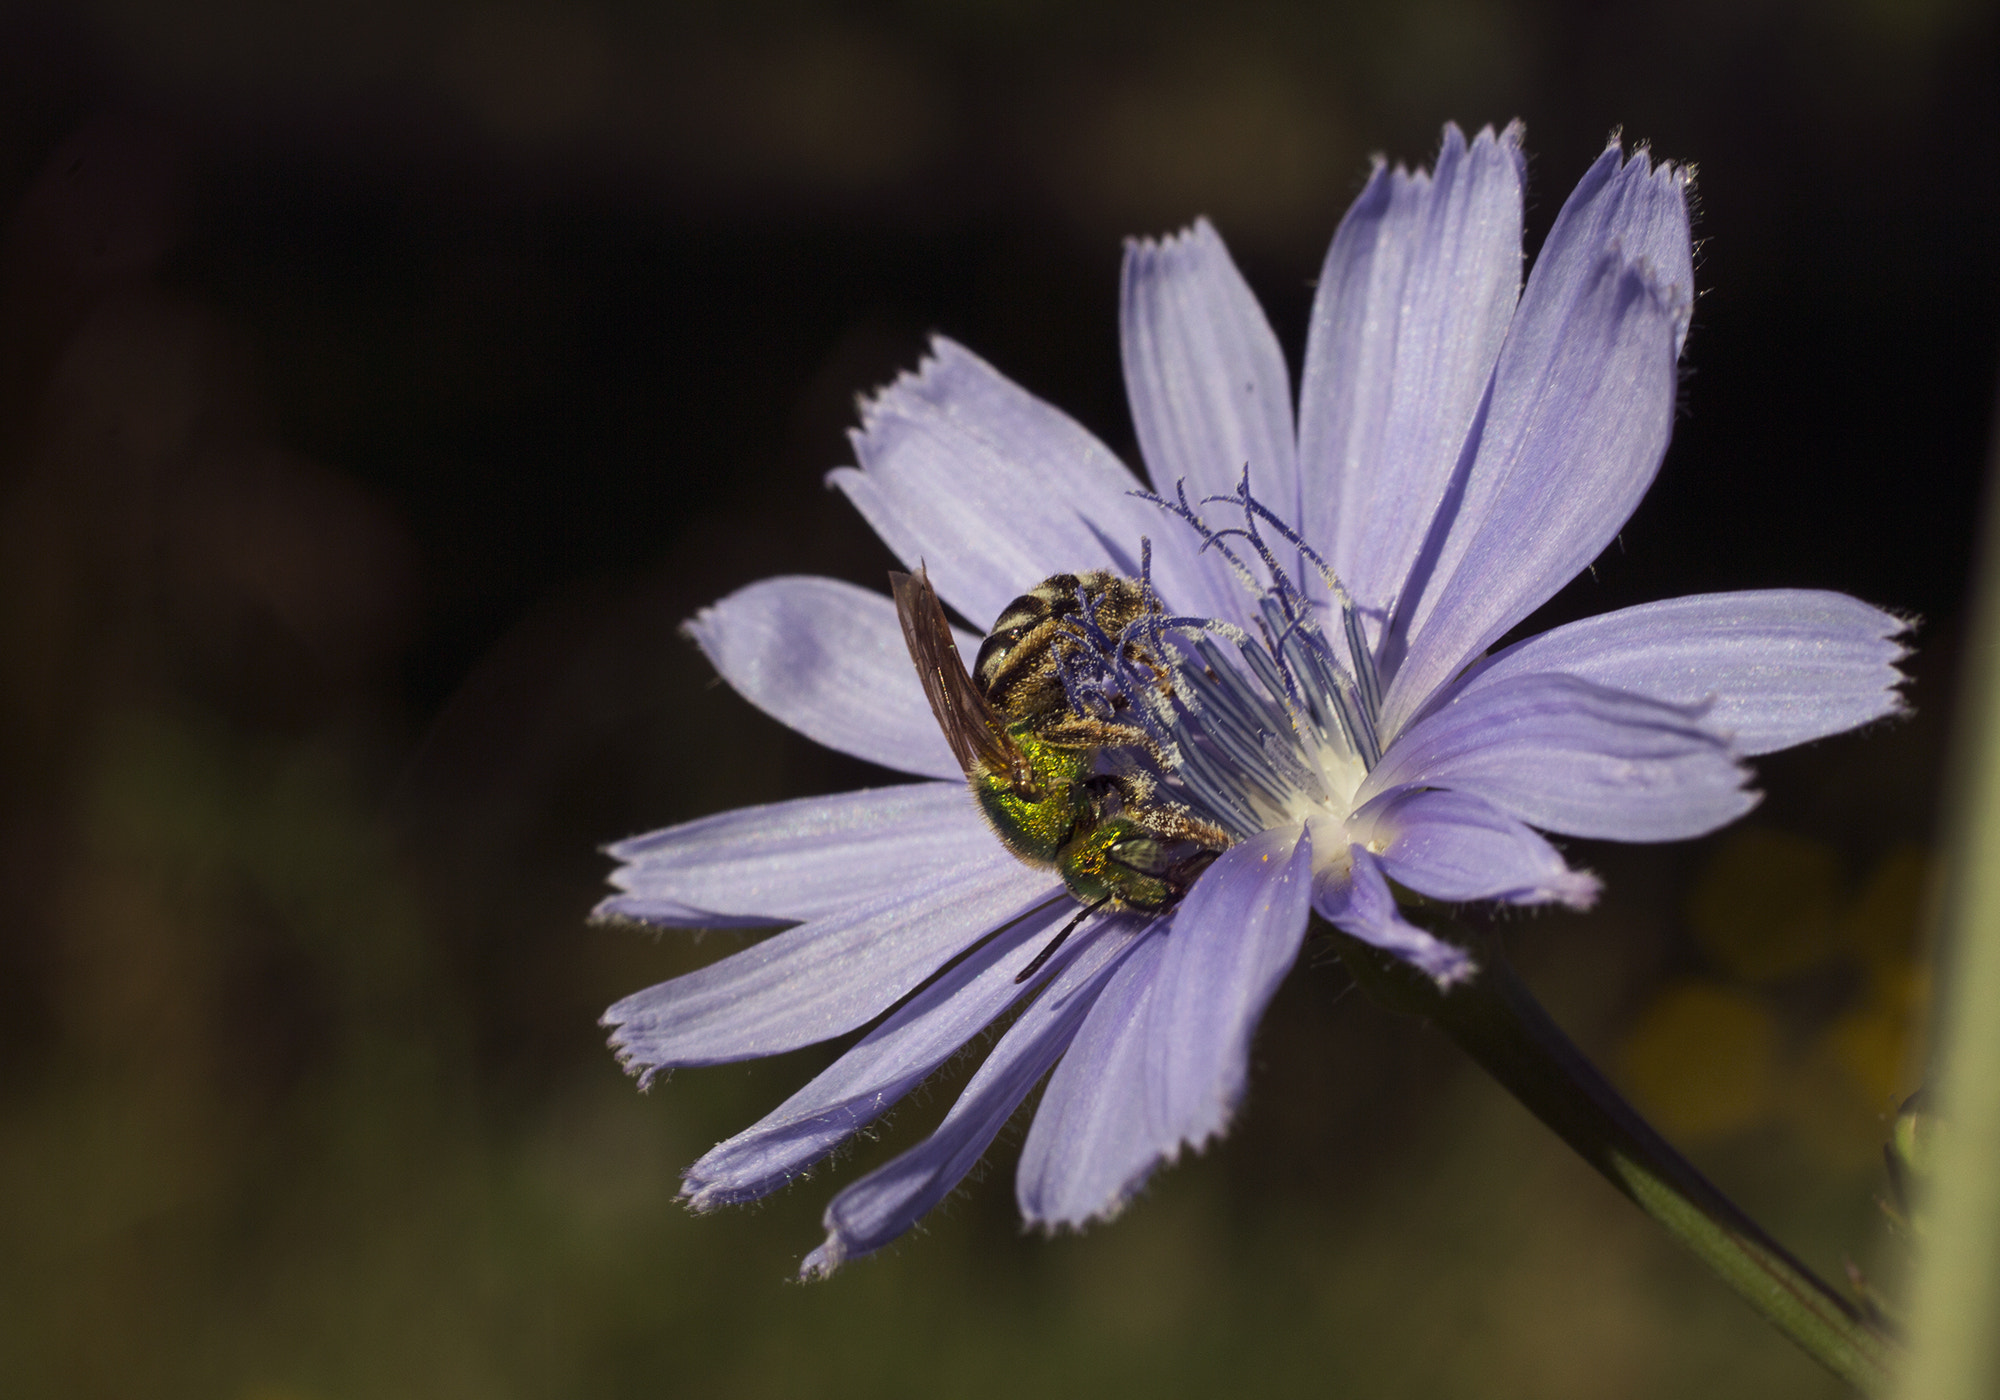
[596,123,1908,1276]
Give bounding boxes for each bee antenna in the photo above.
[1014,895,1112,984]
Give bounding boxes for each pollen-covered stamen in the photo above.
[1146,474,1385,760]
[1139,480,1376,733]
[1199,472,1387,752]
[1181,634,1333,822]
[1051,477,1392,841]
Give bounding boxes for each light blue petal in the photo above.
[681,891,1076,1210]
[596,783,993,927]
[601,855,1058,1080]
[1455,589,1911,756]
[1121,218,1300,541]
[1382,144,1694,734]
[802,914,1153,1277]
[1140,826,1314,1158]
[1364,671,1756,842]
[1014,929,1169,1229]
[831,338,1242,627]
[1345,789,1599,908]
[1313,847,1477,986]
[1520,140,1697,358]
[687,576,969,780]
[1297,122,1526,633]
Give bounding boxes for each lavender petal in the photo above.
[1297,122,1526,629]
[1455,589,1912,756]
[596,783,993,928]
[1384,144,1694,732]
[601,857,1060,1080]
[687,576,968,780]
[1140,825,1314,1159]
[1516,139,1698,358]
[1364,670,1757,842]
[1344,789,1599,908]
[1313,846,1477,986]
[682,894,1083,1210]
[801,915,1152,1277]
[1014,928,1170,1228]
[1121,218,1300,535]
[830,337,1240,627]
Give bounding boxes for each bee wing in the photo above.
[890,569,1027,786]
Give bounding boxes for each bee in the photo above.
[890,568,1227,979]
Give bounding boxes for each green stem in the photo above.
[1335,925,1900,1395]
[1893,373,2000,1400]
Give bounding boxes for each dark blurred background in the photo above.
[0,2,1991,1396]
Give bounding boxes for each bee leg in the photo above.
[1015,894,1111,985]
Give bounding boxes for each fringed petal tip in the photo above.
[605,1045,668,1094]
[1432,118,1526,176]
[586,897,644,929]
[1601,127,1690,180]
[1366,119,1524,185]
[850,349,934,431]
[1491,865,1602,913]
[1599,137,1693,268]
[1414,938,1479,990]
[1886,608,1922,687]
[1022,1173,1151,1237]
[1479,869,1603,914]
[799,1235,844,1282]
[846,334,975,434]
[600,1009,674,1090]
[679,604,717,647]
[1124,213,1239,261]
[683,1158,839,1215]
[679,1170,775,1216]
[1546,867,1602,911]
[1884,683,1916,724]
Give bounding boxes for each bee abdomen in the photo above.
[972,574,1084,695]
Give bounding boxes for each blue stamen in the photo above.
[1084,476,1390,841]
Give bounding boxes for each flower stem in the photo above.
[1333,924,1900,1395]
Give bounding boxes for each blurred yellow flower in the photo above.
[1620,982,1780,1139]
[1621,830,1931,1153]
